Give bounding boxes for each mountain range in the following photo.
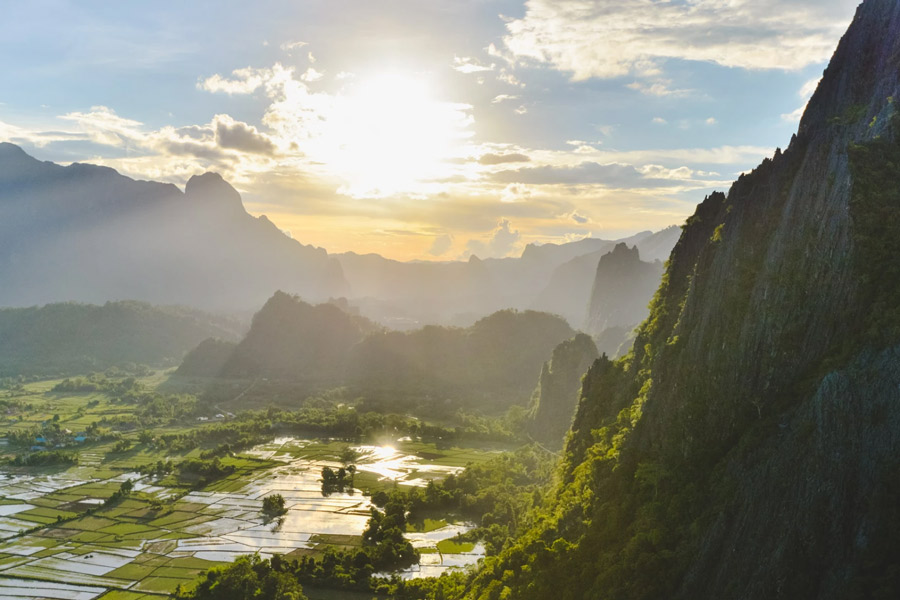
[0,143,677,334]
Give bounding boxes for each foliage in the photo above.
[847,110,900,343]
[182,554,307,600]
[0,300,241,377]
[9,449,78,467]
[262,493,287,518]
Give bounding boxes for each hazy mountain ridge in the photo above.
[181,291,576,411]
[0,143,676,328]
[466,1,900,598]
[583,242,663,337]
[0,143,349,311]
[0,301,244,377]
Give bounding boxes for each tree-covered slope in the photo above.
[525,333,599,448]
[0,301,243,377]
[182,291,575,410]
[465,1,900,598]
[347,309,575,407]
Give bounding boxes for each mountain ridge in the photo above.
[464,1,900,597]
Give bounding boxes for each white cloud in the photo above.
[300,67,325,82]
[466,219,522,258]
[492,94,519,104]
[281,41,308,51]
[627,79,691,97]
[652,117,668,125]
[198,66,270,94]
[705,117,718,125]
[503,0,857,80]
[453,56,494,74]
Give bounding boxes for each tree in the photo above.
[262,493,287,518]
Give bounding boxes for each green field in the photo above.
[0,374,502,597]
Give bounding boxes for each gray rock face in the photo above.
[465,2,900,598]
[584,243,663,337]
[526,333,599,448]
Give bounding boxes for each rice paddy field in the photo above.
[0,377,502,599]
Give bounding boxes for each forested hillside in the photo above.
[0,301,243,377]
[464,1,900,598]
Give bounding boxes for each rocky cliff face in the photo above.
[467,1,900,598]
[583,243,663,337]
[526,333,599,448]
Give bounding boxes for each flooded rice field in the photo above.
[0,437,492,598]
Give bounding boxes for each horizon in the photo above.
[0,0,861,261]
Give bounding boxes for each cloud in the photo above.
[466,219,522,258]
[500,183,533,204]
[652,117,668,125]
[300,67,324,82]
[503,0,856,80]
[492,161,687,188]
[478,152,531,165]
[281,41,308,51]
[213,114,277,155]
[492,94,519,104]
[428,234,454,256]
[627,79,692,97]
[571,211,589,224]
[198,66,270,94]
[705,117,718,125]
[453,56,494,74]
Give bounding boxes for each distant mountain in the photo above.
[525,333,598,448]
[0,301,244,377]
[219,291,380,381]
[0,143,348,311]
[347,308,575,409]
[0,143,678,327]
[583,243,664,351]
[181,291,575,411]
[337,229,676,329]
[530,227,678,327]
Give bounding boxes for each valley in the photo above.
[0,374,521,599]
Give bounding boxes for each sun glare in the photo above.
[323,72,472,198]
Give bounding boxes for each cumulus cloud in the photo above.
[478,152,531,165]
[301,67,324,82]
[503,0,856,80]
[466,219,522,258]
[214,114,277,155]
[453,56,494,74]
[492,94,519,104]
[198,66,270,94]
[428,233,454,256]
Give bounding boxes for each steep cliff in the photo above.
[467,1,900,598]
[583,243,663,337]
[526,333,599,448]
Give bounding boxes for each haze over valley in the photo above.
[2,1,899,599]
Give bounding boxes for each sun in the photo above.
[323,71,472,198]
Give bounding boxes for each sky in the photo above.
[0,0,862,261]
